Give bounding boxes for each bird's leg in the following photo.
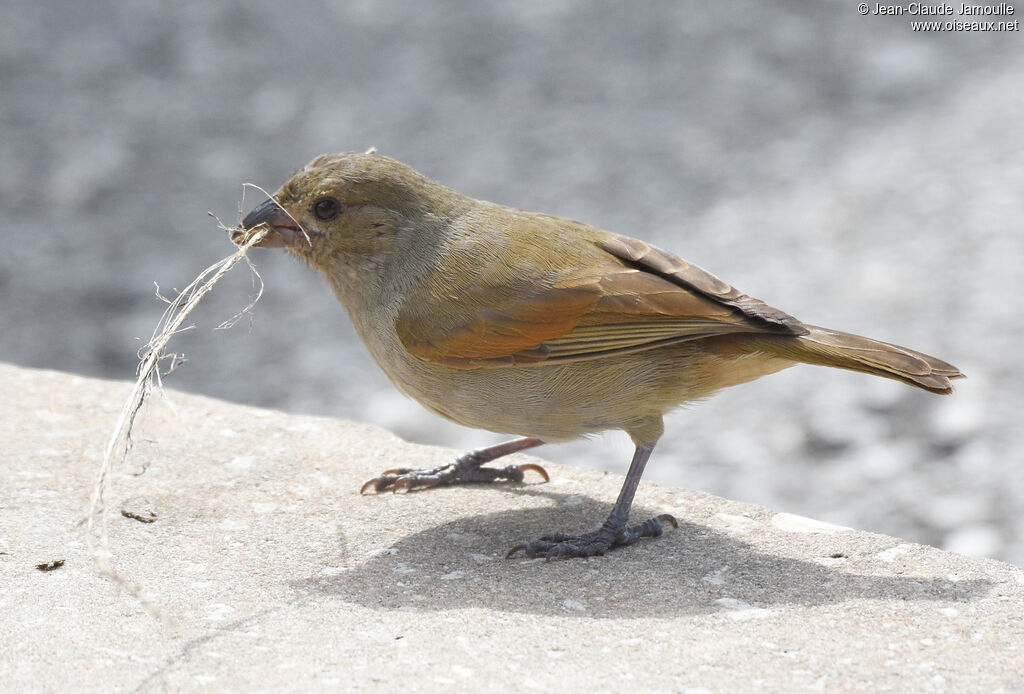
[360,437,549,493]
[507,444,677,559]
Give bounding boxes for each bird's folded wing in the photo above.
[396,233,807,369]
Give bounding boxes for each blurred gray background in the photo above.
[3,1,1021,562]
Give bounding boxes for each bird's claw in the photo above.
[360,461,549,494]
[513,463,550,483]
[506,514,678,560]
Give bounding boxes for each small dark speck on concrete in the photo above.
[36,559,65,572]
[121,496,158,523]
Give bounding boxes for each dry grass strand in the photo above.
[87,189,271,621]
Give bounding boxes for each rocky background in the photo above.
[2,1,1021,562]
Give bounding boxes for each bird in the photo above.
[238,151,963,560]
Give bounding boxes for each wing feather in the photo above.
[396,227,806,369]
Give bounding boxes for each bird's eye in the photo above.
[312,197,341,221]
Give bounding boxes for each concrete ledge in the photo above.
[2,362,1022,692]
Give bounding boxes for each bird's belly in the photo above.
[393,360,657,442]
[371,342,781,444]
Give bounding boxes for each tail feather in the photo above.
[766,325,964,394]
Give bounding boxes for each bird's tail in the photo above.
[763,325,964,394]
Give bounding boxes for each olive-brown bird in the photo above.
[239,152,962,560]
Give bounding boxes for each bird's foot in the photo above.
[506,514,678,559]
[360,452,549,494]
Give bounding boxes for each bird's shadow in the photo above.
[295,487,993,618]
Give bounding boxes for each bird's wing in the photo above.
[396,232,807,369]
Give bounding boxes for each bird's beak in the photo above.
[234,198,311,249]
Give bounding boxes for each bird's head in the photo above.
[238,152,467,278]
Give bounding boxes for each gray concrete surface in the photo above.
[1,1,1021,565]
[3,363,1023,692]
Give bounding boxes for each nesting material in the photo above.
[87,207,270,617]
